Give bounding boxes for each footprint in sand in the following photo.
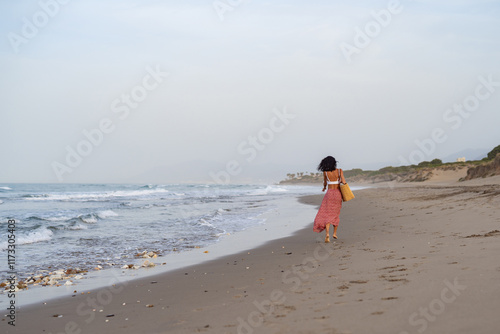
[314,315,329,320]
[464,230,500,238]
[384,278,409,283]
[379,265,404,271]
[379,265,409,284]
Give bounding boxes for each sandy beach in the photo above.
[6,177,500,334]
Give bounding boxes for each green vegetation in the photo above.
[282,144,500,184]
[487,145,500,160]
[341,158,476,180]
[418,158,443,167]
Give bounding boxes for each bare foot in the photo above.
[333,235,338,239]
[325,236,330,243]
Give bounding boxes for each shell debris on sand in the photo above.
[122,264,141,270]
[1,268,88,291]
[135,250,159,259]
[142,260,156,268]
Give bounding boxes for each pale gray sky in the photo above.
[1,0,499,183]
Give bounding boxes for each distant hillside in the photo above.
[280,145,500,185]
[279,162,474,185]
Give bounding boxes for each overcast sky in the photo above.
[1,0,499,184]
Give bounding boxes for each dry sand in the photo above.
[5,177,500,334]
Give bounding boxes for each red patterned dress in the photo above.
[313,172,343,232]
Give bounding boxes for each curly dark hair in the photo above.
[317,156,337,172]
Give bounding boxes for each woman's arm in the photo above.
[340,169,347,184]
[322,172,327,192]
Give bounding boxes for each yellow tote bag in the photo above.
[339,169,355,202]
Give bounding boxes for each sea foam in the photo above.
[250,185,288,196]
[23,188,170,202]
[97,210,119,219]
[0,228,53,249]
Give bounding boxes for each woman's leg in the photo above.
[332,225,338,239]
[325,224,330,243]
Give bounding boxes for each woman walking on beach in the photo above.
[313,156,346,242]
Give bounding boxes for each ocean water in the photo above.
[0,183,320,282]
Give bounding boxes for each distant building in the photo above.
[456,157,466,162]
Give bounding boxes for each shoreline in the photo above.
[2,195,319,308]
[0,183,320,298]
[6,179,500,333]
